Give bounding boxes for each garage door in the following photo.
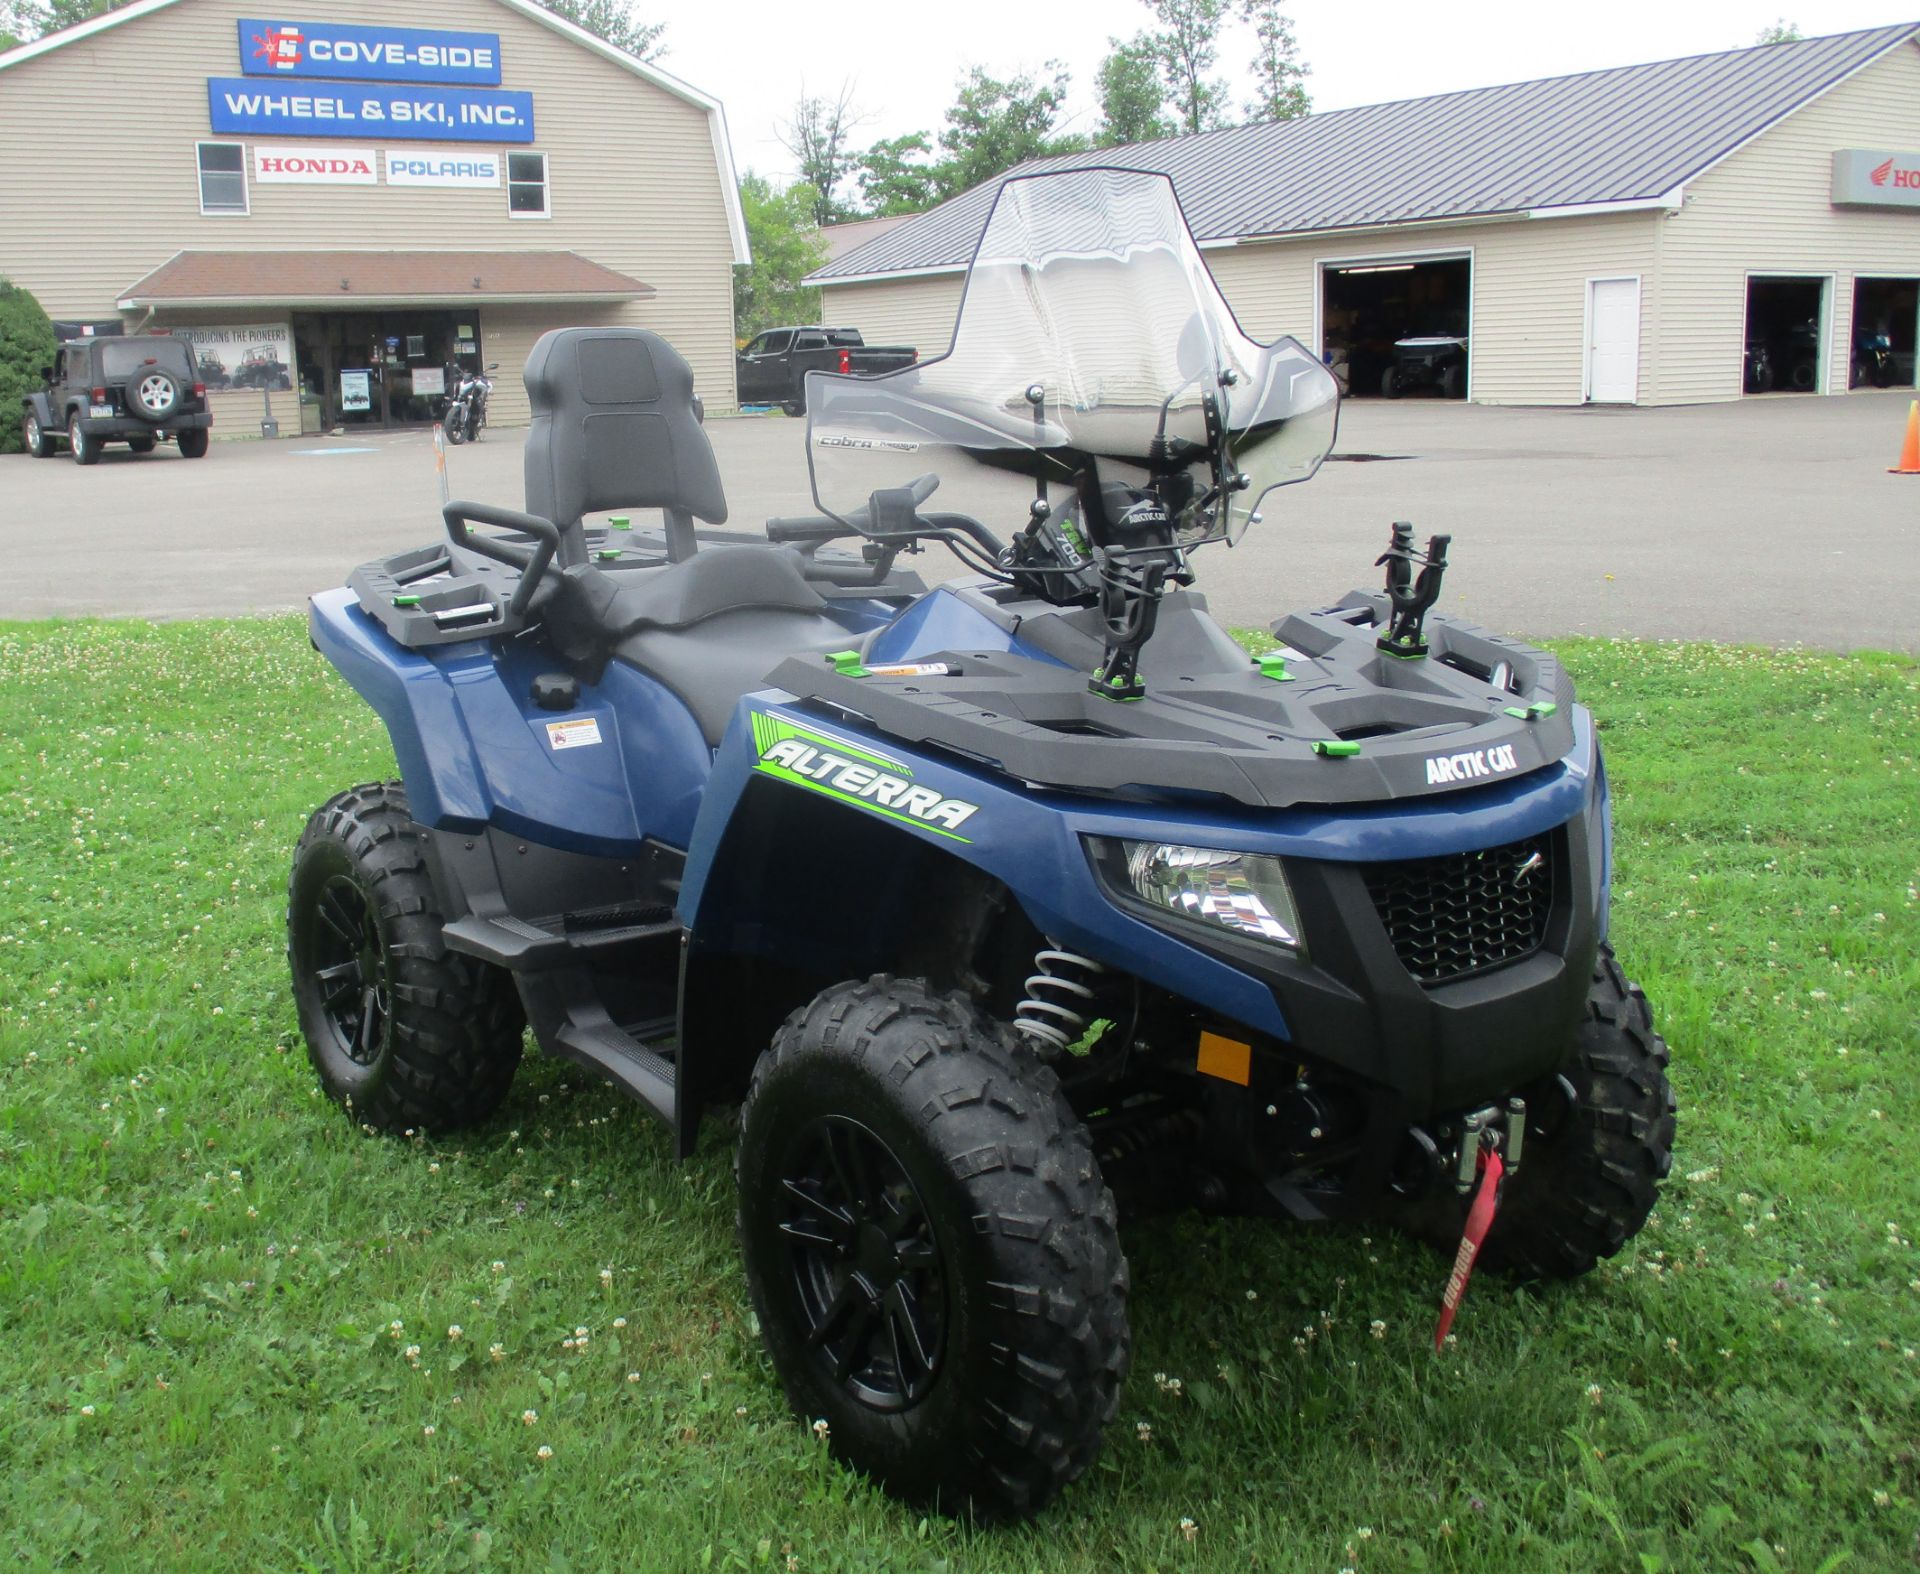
[1321,256,1471,399]
[1586,278,1640,403]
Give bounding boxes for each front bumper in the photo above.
[1092,775,1607,1118]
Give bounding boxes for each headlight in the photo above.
[1106,840,1303,950]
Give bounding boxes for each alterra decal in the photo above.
[1424,742,1520,786]
[751,714,979,840]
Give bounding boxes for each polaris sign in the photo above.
[238,20,502,85]
[1831,148,1920,209]
[385,152,502,189]
[208,80,534,143]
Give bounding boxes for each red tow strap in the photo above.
[1433,1145,1504,1350]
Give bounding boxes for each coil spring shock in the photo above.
[1013,946,1108,1054]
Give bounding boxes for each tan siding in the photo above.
[1654,40,1920,404]
[0,0,739,418]
[819,275,965,357]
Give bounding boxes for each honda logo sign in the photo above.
[253,143,378,183]
[1832,148,1920,208]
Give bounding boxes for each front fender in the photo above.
[680,695,1599,1043]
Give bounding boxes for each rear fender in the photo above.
[308,587,710,852]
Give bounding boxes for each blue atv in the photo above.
[288,169,1675,1519]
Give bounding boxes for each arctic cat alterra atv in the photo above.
[288,169,1674,1519]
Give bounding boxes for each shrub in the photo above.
[0,278,58,455]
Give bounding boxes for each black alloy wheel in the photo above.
[305,869,390,1068]
[778,1114,945,1411]
[289,782,524,1132]
[737,976,1128,1520]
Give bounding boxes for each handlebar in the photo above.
[443,500,562,618]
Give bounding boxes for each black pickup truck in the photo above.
[735,326,916,415]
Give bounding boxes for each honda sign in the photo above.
[1831,148,1920,209]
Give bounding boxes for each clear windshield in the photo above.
[806,167,1338,548]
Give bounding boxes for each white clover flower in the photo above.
[488,1343,505,1362]
[1586,1383,1604,1405]
[79,1404,95,1417]
[811,1418,830,1440]
[447,1325,462,1341]
[626,1372,640,1384]
[522,1409,537,1426]
[1370,1320,1387,1340]
[1179,1517,1198,1543]
[599,1267,613,1286]
[536,1444,553,1460]
[1136,1421,1152,1442]
[490,1260,506,1274]
[612,1317,627,1329]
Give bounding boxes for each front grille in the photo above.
[1360,834,1553,984]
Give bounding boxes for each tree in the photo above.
[853,133,943,216]
[1095,34,1172,146]
[779,85,863,227]
[1145,0,1230,134]
[529,0,664,59]
[1755,18,1801,43]
[0,278,57,456]
[1241,0,1310,122]
[937,64,1084,195]
[733,173,828,339]
[0,0,128,46]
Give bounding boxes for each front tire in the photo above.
[23,410,53,458]
[1380,367,1403,399]
[736,977,1129,1520]
[128,436,156,454]
[288,782,524,1133]
[1404,944,1676,1279]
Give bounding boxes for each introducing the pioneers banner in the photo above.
[168,324,296,393]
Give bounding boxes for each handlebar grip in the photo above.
[764,515,849,544]
[443,501,563,618]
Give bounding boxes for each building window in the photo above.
[507,153,549,218]
[197,141,248,216]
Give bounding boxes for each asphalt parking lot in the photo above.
[3,392,1916,650]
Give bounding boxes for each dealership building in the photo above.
[0,0,747,433]
[812,24,1920,406]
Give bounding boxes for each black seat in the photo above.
[523,327,727,566]
[616,606,852,745]
[518,327,851,737]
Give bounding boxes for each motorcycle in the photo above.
[443,362,498,443]
[1852,326,1895,389]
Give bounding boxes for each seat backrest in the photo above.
[523,327,728,565]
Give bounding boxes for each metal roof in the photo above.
[810,23,1920,284]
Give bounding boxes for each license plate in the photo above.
[90,403,112,417]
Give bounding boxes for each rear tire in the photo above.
[128,436,156,454]
[736,976,1129,1520]
[1402,944,1675,1279]
[178,429,209,459]
[69,413,97,465]
[1380,367,1403,399]
[288,782,524,1133]
[782,396,805,418]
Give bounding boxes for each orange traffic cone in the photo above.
[1891,400,1920,475]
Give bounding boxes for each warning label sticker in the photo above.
[545,717,603,751]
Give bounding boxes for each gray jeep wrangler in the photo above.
[22,335,213,464]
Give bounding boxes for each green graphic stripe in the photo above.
[753,761,972,843]
[751,711,909,776]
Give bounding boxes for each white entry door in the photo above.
[1587,277,1641,403]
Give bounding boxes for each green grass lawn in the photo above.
[1,619,1915,1572]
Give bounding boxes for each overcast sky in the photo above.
[638,0,1920,188]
